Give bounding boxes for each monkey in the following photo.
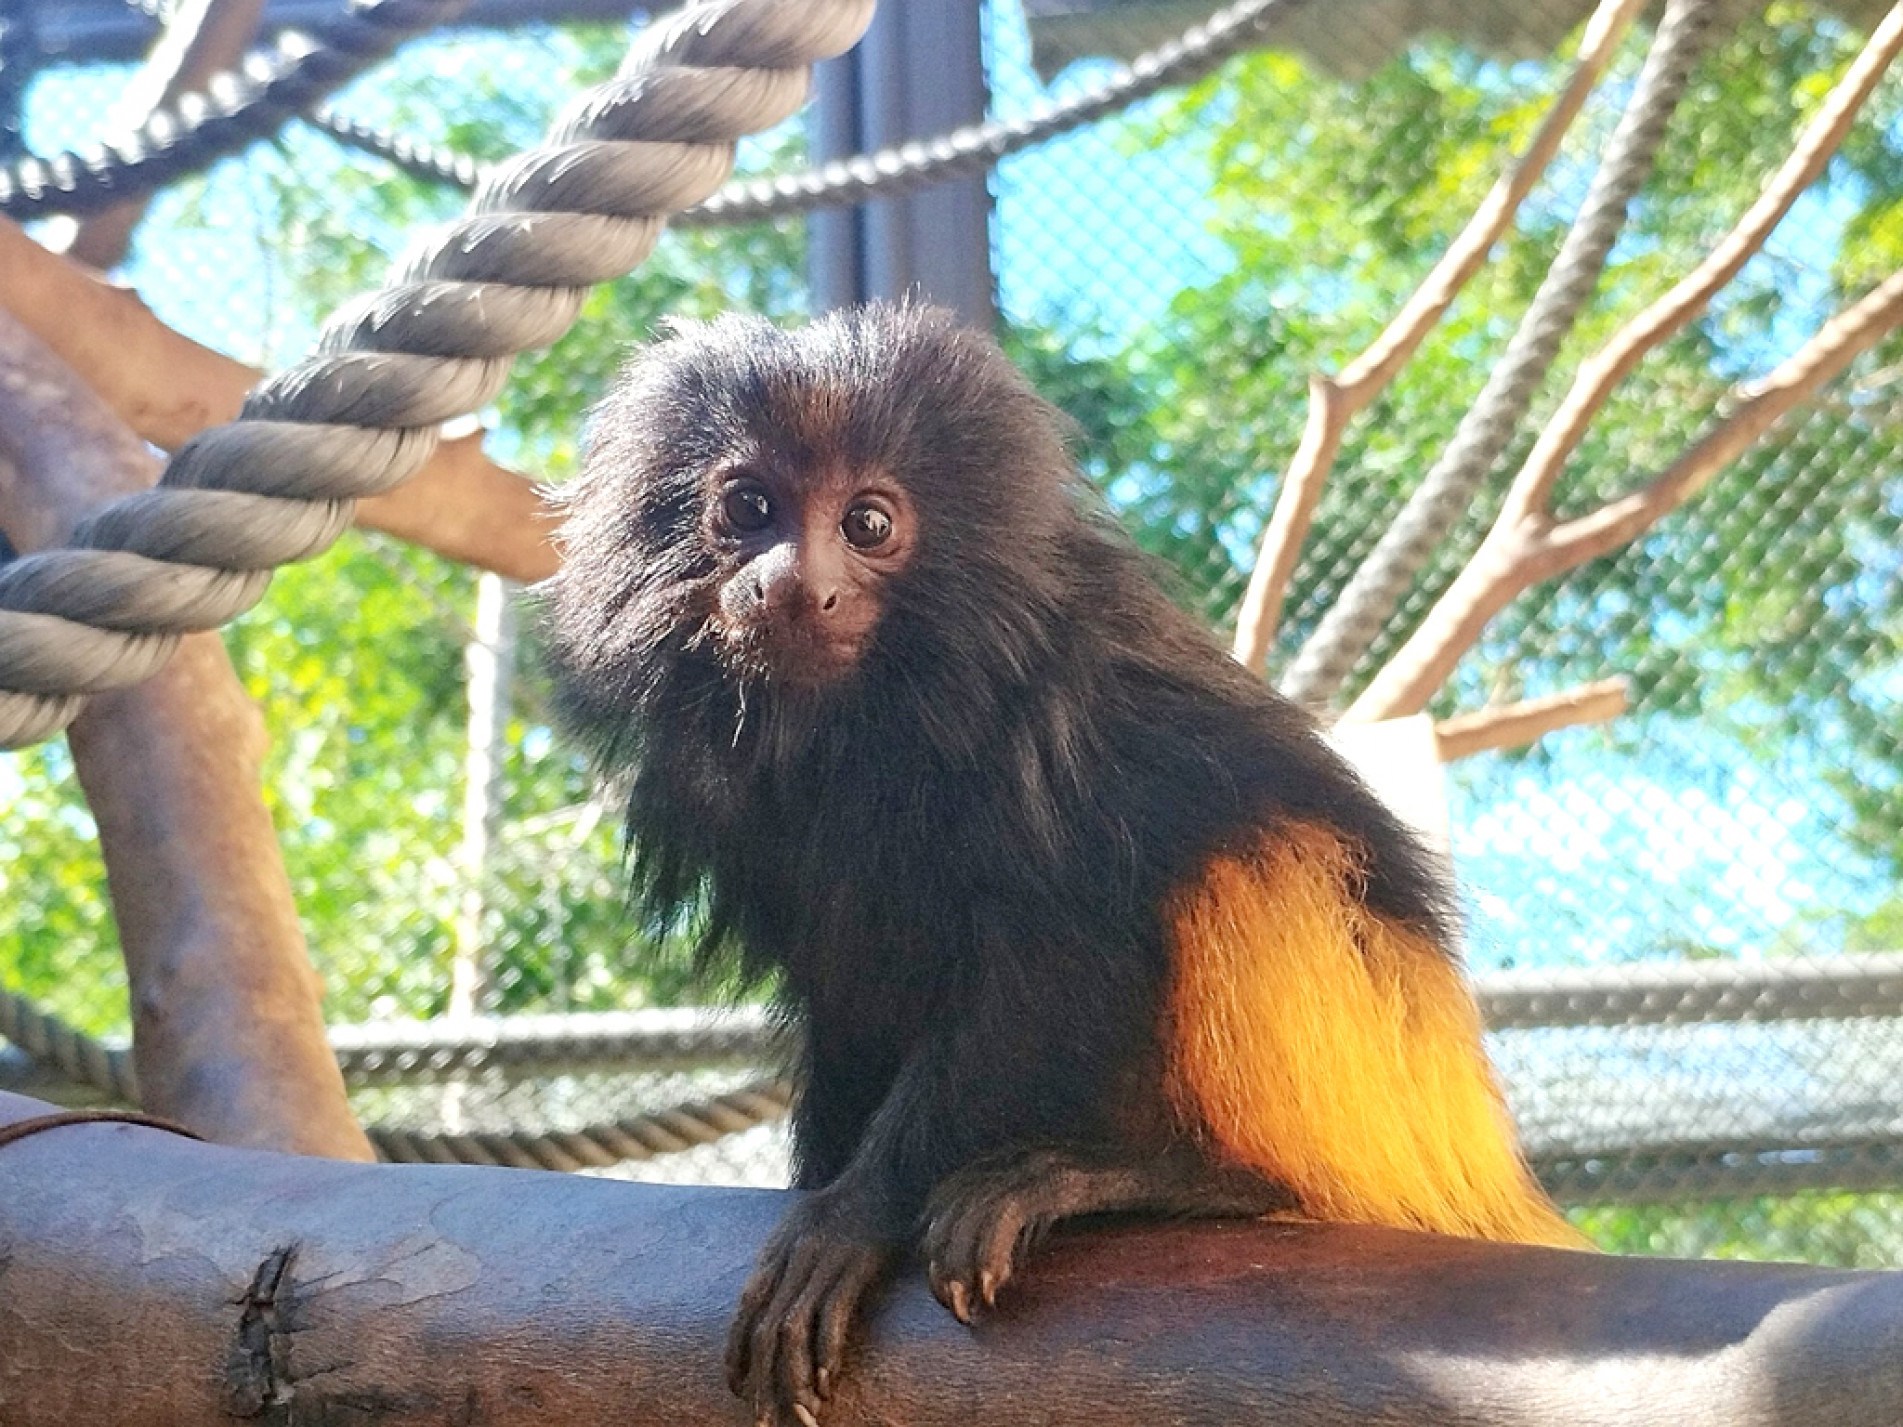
[545,302,1583,1427]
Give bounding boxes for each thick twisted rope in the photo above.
[0,0,876,749]
[0,988,139,1100]
[367,1078,793,1170]
[0,0,477,218]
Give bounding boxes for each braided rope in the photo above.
[0,0,477,218]
[367,1077,793,1170]
[0,988,138,1100]
[310,103,486,190]
[0,986,791,1170]
[0,0,876,749]
[307,0,1317,225]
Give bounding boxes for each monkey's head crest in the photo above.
[548,303,1082,744]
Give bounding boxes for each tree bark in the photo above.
[0,1091,1898,1427]
[0,310,371,1159]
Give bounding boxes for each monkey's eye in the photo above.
[720,482,773,533]
[841,503,894,550]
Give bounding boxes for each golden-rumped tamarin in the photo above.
[546,303,1580,1427]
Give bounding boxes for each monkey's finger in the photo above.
[776,1242,876,1424]
[812,1248,884,1399]
[747,1242,831,1427]
[978,1203,1042,1309]
[727,1239,796,1395]
[926,1194,1029,1323]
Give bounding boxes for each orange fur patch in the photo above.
[1165,824,1585,1249]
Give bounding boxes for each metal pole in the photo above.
[808,0,995,328]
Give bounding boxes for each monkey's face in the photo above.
[703,460,916,688]
[551,304,1079,743]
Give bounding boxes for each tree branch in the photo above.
[1231,374,1345,666]
[5,1093,1903,1427]
[1280,0,1720,706]
[1503,0,1903,529]
[1433,678,1629,761]
[0,310,372,1159]
[1350,267,1903,721]
[0,218,559,581]
[1230,0,1648,672]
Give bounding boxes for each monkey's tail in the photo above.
[1164,824,1586,1249]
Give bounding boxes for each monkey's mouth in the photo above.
[714,621,866,689]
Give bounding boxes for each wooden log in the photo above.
[0,1090,1899,1426]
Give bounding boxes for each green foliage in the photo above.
[1575,1191,1903,1268]
[0,744,124,1034]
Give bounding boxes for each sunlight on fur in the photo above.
[1166,824,1586,1249]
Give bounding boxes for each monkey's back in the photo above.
[551,303,1574,1247]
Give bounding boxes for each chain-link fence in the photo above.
[2,0,1900,1267]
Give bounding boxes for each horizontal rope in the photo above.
[1478,951,1903,1031]
[308,0,1314,224]
[10,955,1899,1105]
[365,1077,793,1171]
[1539,1135,1903,1204]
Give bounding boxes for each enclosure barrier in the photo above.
[6,954,1903,1186]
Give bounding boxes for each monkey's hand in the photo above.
[920,1149,1096,1324]
[923,1146,1292,1325]
[727,1188,899,1427]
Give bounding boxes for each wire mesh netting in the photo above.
[1,0,1900,1266]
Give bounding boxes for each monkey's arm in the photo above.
[725,1034,966,1427]
[728,923,1165,1427]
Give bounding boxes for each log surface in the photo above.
[0,1091,1898,1426]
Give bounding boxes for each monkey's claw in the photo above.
[922,1166,1061,1326]
[727,1198,895,1427]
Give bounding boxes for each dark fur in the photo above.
[546,303,1454,1420]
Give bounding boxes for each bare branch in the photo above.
[1504,1,1903,528]
[1546,267,1903,563]
[0,218,559,581]
[56,0,267,270]
[1350,268,1903,721]
[1433,678,1629,762]
[1333,0,1651,406]
[1229,0,1648,672]
[1280,0,1720,706]
[1232,375,1345,665]
[0,310,371,1160]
